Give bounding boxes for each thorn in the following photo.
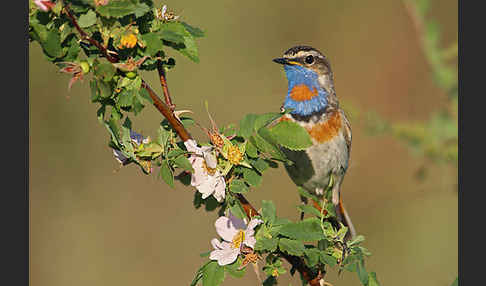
[173,110,193,122]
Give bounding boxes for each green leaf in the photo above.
[297,205,323,217]
[44,30,63,58]
[229,201,247,221]
[254,237,278,252]
[94,62,116,81]
[78,10,97,28]
[250,134,287,162]
[229,179,248,194]
[261,200,276,225]
[96,0,138,18]
[319,253,337,267]
[278,238,305,256]
[245,140,258,158]
[179,35,199,62]
[202,261,225,286]
[133,3,150,17]
[357,260,369,285]
[159,160,174,188]
[159,22,186,44]
[182,22,205,37]
[238,114,257,138]
[141,33,165,56]
[303,248,320,267]
[266,120,313,151]
[242,168,262,187]
[368,272,381,286]
[117,89,134,107]
[190,261,211,286]
[298,187,320,203]
[278,218,325,241]
[174,155,193,172]
[254,112,282,131]
[224,258,246,278]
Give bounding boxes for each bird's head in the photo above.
[273,46,334,117]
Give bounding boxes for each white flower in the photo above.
[209,212,263,266]
[184,139,226,202]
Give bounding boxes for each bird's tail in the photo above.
[337,197,356,240]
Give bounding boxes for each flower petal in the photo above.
[228,212,247,231]
[212,175,226,202]
[184,139,199,153]
[246,218,263,231]
[211,238,223,250]
[215,216,238,242]
[203,151,218,169]
[209,247,240,266]
[243,236,257,249]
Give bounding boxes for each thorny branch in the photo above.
[64,6,321,285]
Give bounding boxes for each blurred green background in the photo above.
[29,0,457,285]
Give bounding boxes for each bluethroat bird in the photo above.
[273,46,356,239]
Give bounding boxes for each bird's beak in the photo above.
[272,57,289,65]
[272,57,300,66]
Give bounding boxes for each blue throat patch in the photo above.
[283,65,328,116]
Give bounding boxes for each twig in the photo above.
[64,6,119,63]
[64,6,319,285]
[156,52,176,111]
[141,81,191,141]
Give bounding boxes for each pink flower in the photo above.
[184,139,226,202]
[209,213,263,266]
[34,0,55,12]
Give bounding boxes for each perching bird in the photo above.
[273,45,356,239]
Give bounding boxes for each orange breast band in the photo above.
[289,84,318,102]
[305,111,342,143]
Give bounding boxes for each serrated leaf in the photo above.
[261,200,276,225]
[94,62,116,81]
[182,22,205,37]
[238,114,257,138]
[320,253,337,267]
[266,120,313,150]
[133,3,150,17]
[96,0,137,18]
[44,30,63,58]
[224,258,246,278]
[78,10,97,28]
[174,155,193,172]
[179,34,199,62]
[117,89,134,107]
[190,261,211,286]
[250,134,287,162]
[202,261,225,286]
[229,179,248,194]
[254,237,278,252]
[254,113,282,131]
[159,22,186,44]
[278,238,305,256]
[303,248,320,267]
[141,32,165,56]
[245,140,258,158]
[159,160,174,188]
[242,168,262,187]
[357,260,369,285]
[278,218,324,241]
[297,205,323,217]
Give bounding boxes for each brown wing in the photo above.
[340,109,352,153]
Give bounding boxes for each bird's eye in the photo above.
[304,55,314,64]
